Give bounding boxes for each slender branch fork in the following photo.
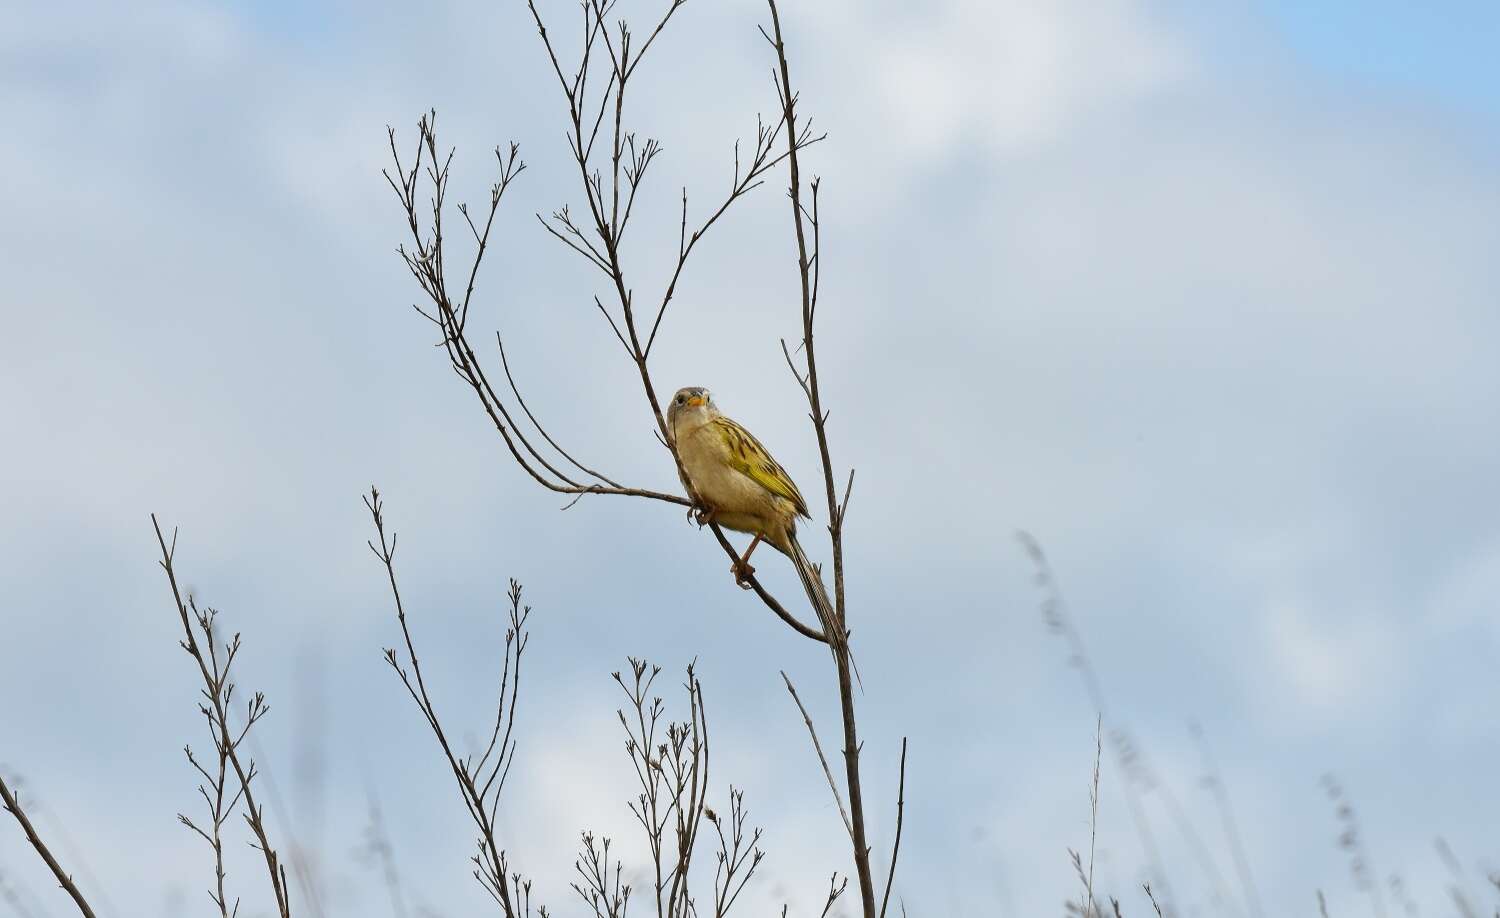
[364,488,534,917]
[152,516,292,918]
[385,2,903,914]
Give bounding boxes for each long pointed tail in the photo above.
[787,533,863,691]
[788,533,837,640]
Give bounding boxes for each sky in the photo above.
[2,1,1498,916]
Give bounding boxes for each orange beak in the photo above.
[686,395,706,407]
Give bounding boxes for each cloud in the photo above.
[810,0,1191,158]
[1263,597,1401,719]
[2,1,1499,916]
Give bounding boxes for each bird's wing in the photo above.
[711,415,810,518]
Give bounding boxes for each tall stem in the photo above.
[766,2,876,914]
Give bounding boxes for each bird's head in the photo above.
[667,386,715,431]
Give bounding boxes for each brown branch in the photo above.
[642,106,821,359]
[664,666,711,915]
[877,738,907,918]
[152,515,292,918]
[536,211,613,275]
[385,114,688,510]
[820,874,850,918]
[763,2,879,913]
[364,487,533,917]
[0,774,98,918]
[780,672,852,840]
[497,333,624,487]
[710,787,765,917]
[706,523,825,641]
[614,659,671,915]
[178,612,246,918]
[609,658,762,918]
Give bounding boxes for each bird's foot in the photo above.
[693,507,715,528]
[731,559,756,589]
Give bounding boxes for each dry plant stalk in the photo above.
[1019,531,1174,914]
[0,773,98,918]
[1066,716,1104,918]
[572,658,767,917]
[1144,883,1166,917]
[609,658,713,916]
[384,2,904,914]
[369,488,788,914]
[153,516,292,918]
[364,488,539,917]
[1021,531,1259,918]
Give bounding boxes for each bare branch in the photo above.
[820,874,849,918]
[0,774,98,918]
[877,738,907,918]
[364,488,534,917]
[705,523,826,642]
[385,114,686,510]
[152,515,291,918]
[780,672,852,840]
[764,3,878,912]
[497,333,624,487]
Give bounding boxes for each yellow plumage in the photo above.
[669,388,805,553]
[667,385,855,683]
[667,386,833,623]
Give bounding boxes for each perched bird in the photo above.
[667,386,838,641]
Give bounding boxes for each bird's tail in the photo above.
[787,533,863,691]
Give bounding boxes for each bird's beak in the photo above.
[686,395,706,407]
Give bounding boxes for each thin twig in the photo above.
[497,333,623,487]
[1088,715,1101,916]
[153,515,292,918]
[781,672,853,840]
[365,488,532,917]
[1018,530,1177,916]
[877,739,907,918]
[819,874,849,918]
[0,774,98,918]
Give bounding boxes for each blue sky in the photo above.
[1262,1,1500,116]
[2,2,1498,917]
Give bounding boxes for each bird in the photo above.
[666,386,840,644]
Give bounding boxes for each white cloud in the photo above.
[2,1,1499,916]
[1263,598,1401,720]
[793,0,1189,159]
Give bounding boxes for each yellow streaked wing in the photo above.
[710,416,810,518]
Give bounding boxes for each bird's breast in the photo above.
[680,425,777,517]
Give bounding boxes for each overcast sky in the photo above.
[3,1,1499,916]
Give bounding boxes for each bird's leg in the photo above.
[692,505,716,527]
[731,534,763,587]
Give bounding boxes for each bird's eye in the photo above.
[675,394,685,405]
